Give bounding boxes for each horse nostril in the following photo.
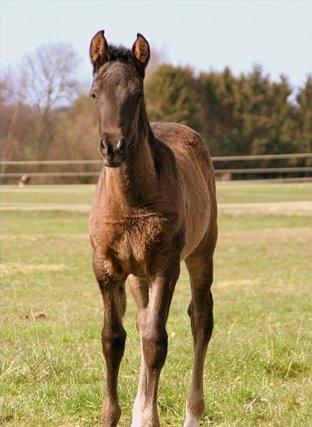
[100,137,125,161]
[116,139,126,151]
[100,139,112,156]
[100,140,106,152]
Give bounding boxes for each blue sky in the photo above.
[1,1,312,88]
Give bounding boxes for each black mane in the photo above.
[93,44,145,77]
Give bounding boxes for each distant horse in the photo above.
[19,174,30,187]
[89,30,218,427]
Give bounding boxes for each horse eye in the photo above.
[90,92,97,100]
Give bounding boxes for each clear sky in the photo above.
[1,0,312,88]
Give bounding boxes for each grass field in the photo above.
[1,183,312,426]
[1,182,312,207]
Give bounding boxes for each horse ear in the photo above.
[90,30,108,66]
[132,33,150,68]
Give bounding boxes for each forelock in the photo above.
[93,44,145,77]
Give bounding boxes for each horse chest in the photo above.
[90,215,175,276]
[113,224,152,270]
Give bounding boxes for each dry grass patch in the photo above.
[220,228,312,244]
[0,263,67,275]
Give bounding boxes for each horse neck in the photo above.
[104,104,159,210]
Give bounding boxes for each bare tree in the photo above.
[17,42,81,115]
[0,71,15,105]
[7,42,82,159]
[0,72,21,162]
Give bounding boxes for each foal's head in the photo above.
[89,30,150,167]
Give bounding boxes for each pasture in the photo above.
[1,182,312,426]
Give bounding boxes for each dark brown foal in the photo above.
[89,30,217,427]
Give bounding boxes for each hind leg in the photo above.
[184,233,216,427]
[128,275,149,427]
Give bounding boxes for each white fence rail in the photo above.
[0,153,311,181]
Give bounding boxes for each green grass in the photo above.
[1,184,312,426]
[0,185,95,206]
[1,182,312,206]
[216,182,312,203]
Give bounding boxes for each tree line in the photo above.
[146,64,311,157]
[0,43,311,181]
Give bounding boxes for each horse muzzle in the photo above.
[100,136,126,167]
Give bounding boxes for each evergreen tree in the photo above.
[296,76,312,153]
[145,64,203,133]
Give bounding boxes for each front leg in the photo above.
[140,264,180,427]
[93,252,127,427]
[128,276,149,427]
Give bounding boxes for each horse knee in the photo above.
[202,314,214,341]
[188,294,214,341]
[102,327,126,361]
[198,308,213,341]
[142,330,168,371]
